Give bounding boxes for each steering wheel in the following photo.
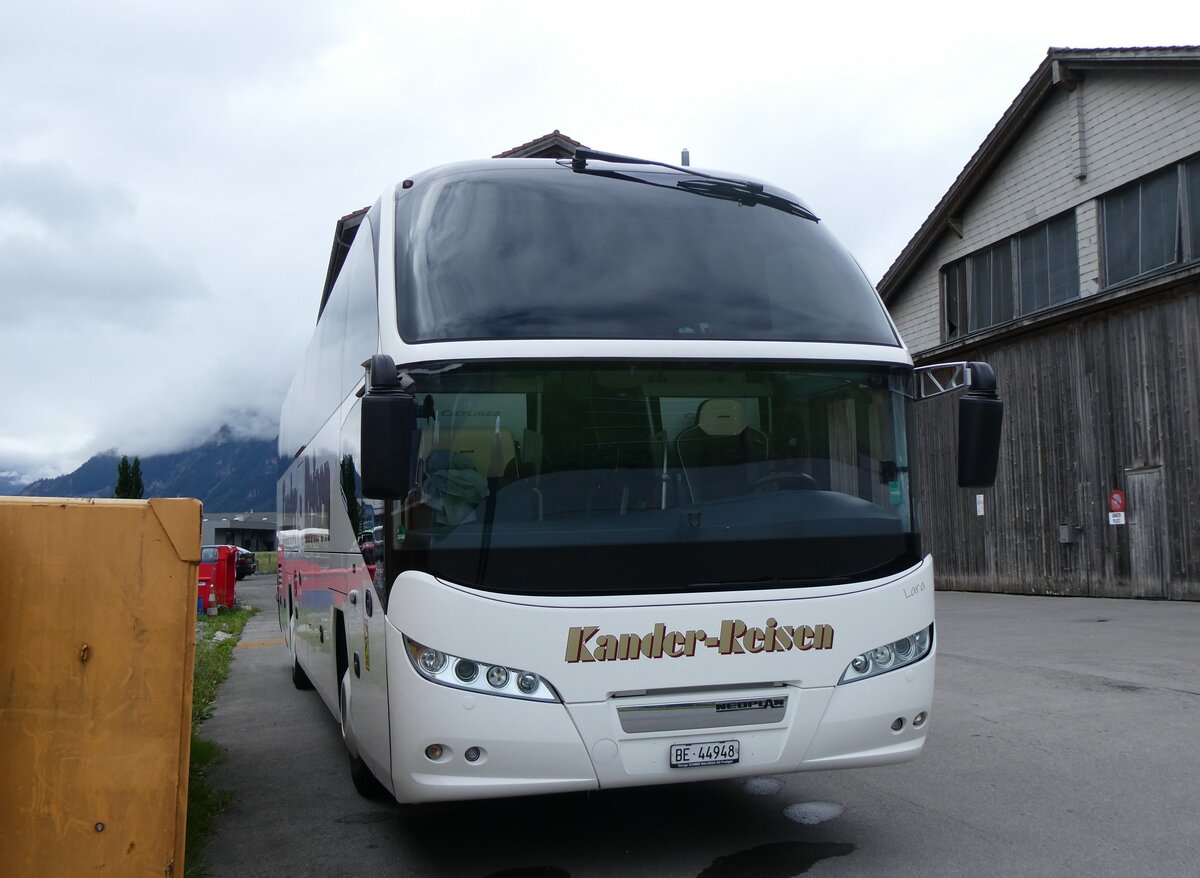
[750,472,819,492]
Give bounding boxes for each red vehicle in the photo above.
[198,545,237,609]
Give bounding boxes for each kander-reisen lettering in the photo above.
[564,619,835,663]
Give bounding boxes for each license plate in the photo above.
[670,739,740,768]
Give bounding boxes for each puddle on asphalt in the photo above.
[742,777,785,795]
[782,802,845,825]
[698,841,855,877]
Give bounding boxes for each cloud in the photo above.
[0,303,286,478]
[0,159,135,227]
[0,159,206,325]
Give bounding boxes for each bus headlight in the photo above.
[839,624,933,684]
[417,647,447,674]
[404,636,560,703]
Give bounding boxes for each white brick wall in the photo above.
[891,68,1200,355]
[1076,70,1200,198]
[1076,200,1101,297]
[964,87,1078,247]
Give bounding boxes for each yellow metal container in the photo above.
[0,498,200,877]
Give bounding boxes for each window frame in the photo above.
[1099,164,1185,287]
[942,260,967,342]
[1099,158,1200,289]
[1182,156,1200,266]
[940,209,1079,342]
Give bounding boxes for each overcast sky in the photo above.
[0,1,1194,483]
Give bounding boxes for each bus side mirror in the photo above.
[958,362,1003,488]
[360,355,417,499]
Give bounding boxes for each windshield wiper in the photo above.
[674,179,818,220]
[567,147,819,223]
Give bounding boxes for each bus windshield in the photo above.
[394,167,899,346]
[393,361,919,596]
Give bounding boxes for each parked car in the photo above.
[234,547,257,580]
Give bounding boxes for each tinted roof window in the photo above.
[395,168,897,345]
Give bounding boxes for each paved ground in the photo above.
[198,575,1200,877]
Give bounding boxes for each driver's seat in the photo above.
[676,399,768,502]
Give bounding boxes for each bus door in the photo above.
[341,402,393,784]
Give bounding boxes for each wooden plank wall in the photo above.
[914,281,1200,600]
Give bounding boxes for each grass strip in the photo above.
[186,605,257,877]
[254,551,278,574]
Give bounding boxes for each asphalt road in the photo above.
[198,575,1200,877]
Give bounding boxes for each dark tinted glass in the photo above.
[1103,183,1141,285]
[990,240,1013,325]
[1140,166,1179,273]
[1104,166,1179,287]
[969,252,992,332]
[970,241,1012,331]
[944,260,966,340]
[1046,212,1079,305]
[391,361,918,596]
[1019,226,1049,314]
[394,168,897,345]
[1188,157,1200,260]
[1019,212,1078,314]
[339,401,387,597]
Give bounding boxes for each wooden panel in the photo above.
[1125,467,1167,598]
[0,498,200,877]
[913,280,1200,600]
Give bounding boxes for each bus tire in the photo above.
[291,654,314,690]
[348,742,386,799]
[290,619,314,690]
[341,673,387,799]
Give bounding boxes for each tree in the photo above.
[114,455,144,499]
[114,456,131,498]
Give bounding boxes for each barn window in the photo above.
[941,210,1079,340]
[968,240,1014,332]
[1018,212,1079,314]
[943,260,967,340]
[1185,156,1200,263]
[1102,165,1180,286]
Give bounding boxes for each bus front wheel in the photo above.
[340,673,387,799]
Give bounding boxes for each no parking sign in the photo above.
[1108,490,1125,525]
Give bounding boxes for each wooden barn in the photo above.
[880,47,1200,601]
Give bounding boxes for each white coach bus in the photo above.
[277,149,1003,803]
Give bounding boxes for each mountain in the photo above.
[20,427,280,511]
[0,472,29,495]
